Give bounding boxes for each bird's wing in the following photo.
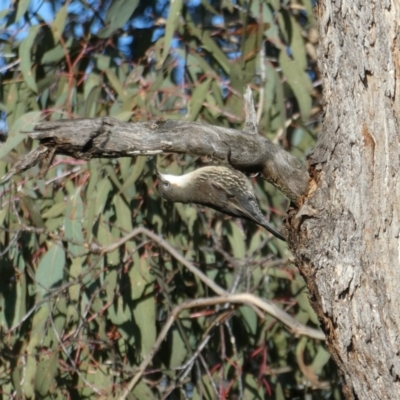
[210,180,235,200]
[210,179,286,241]
[210,179,257,219]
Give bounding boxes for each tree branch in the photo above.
[4,117,309,204]
[91,225,324,341]
[119,293,324,399]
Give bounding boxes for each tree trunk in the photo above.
[290,1,400,398]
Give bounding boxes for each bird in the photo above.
[156,166,286,241]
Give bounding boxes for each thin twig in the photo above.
[257,37,266,124]
[225,320,243,400]
[243,86,258,135]
[49,303,104,396]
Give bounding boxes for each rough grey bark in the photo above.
[4,118,308,204]
[289,1,400,399]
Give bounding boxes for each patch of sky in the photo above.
[131,6,155,30]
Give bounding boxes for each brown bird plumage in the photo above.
[157,166,286,241]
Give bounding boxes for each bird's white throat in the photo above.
[159,171,195,187]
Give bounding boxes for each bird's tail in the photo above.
[260,221,287,242]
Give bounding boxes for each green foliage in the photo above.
[0,0,342,399]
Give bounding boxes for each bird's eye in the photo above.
[163,181,170,188]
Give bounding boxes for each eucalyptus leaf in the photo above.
[36,244,65,297]
[19,25,40,93]
[51,5,68,43]
[0,111,41,159]
[158,0,183,68]
[97,0,140,38]
[279,51,312,121]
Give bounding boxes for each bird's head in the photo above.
[156,170,193,203]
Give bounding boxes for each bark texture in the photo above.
[290,1,400,398]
